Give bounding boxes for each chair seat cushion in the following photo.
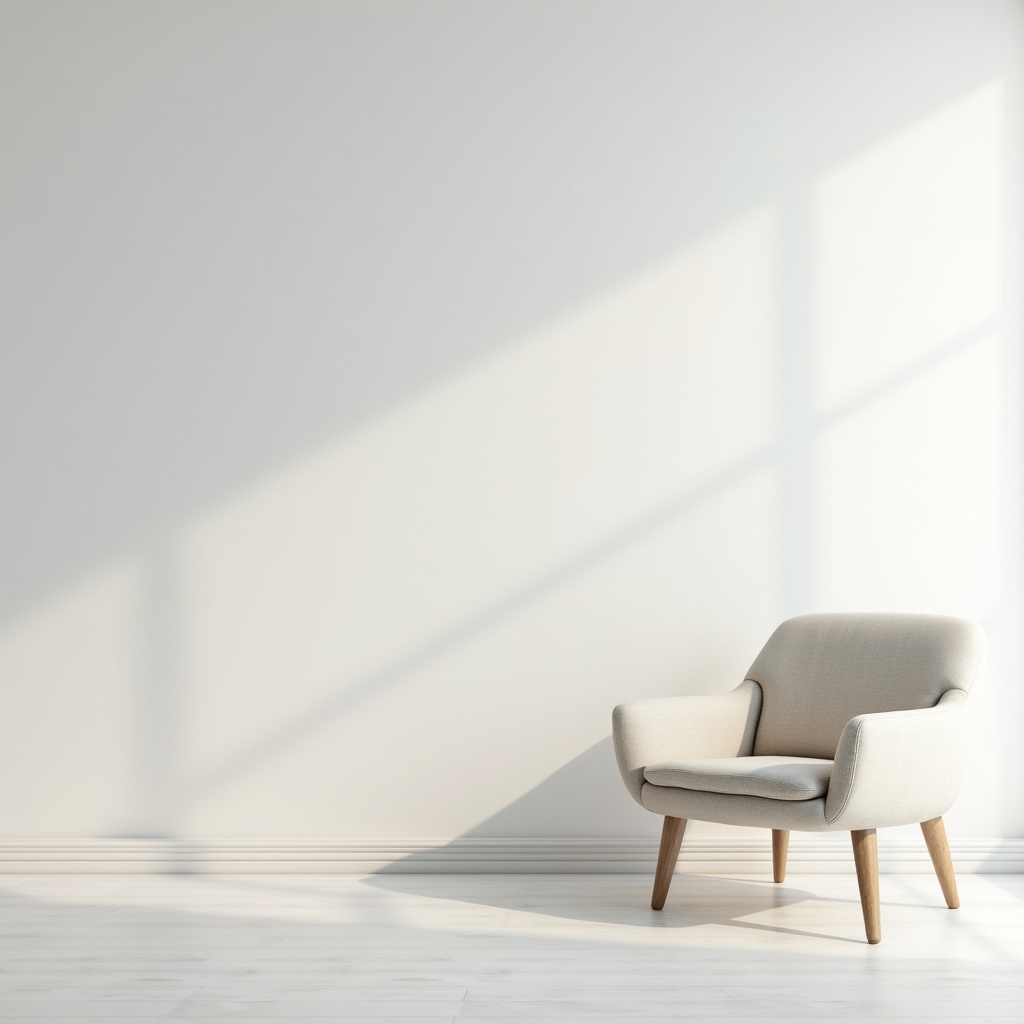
[643,755,833,801]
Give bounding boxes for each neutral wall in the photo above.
[1,1,1022,846]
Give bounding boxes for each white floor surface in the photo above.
[0,872,1021,1021]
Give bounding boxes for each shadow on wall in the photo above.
[460,738,633,840]
[0,2,1018,841]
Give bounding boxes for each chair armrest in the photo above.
[612,680,762,804]
[824,689,977,830]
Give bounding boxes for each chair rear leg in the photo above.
[772,829,789,883]
[851,828,881,943]
[651,816,687,910]
[920,817,960,909]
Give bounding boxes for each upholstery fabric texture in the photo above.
[613,613,986,832]
[643,755,833,801]
[641,783,830,831]
[612,680,762,804]
[824,688,976,831]
[747,612,985,759]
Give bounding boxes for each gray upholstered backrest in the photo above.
[747,613,986,759]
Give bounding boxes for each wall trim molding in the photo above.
[0,837,1020,873]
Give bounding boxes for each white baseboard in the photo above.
[0,837,1020,873]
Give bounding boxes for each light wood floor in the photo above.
[0,872,1022,1021]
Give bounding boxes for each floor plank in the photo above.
[0,873,1020,1020]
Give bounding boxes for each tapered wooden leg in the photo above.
[651,816,686,910]
[921,817,960,909]
[772,829,789,883]
[851,828,881,944]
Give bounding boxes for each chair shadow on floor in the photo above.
[359,737,950,945]
[2,876,1022,1022]
[362,871,870,945]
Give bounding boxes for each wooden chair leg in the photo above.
[772,829,789,883]
[651,816,686,910]
[851,828,881,944]
[921,817,960,909]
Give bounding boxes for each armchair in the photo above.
[612,613,985,943]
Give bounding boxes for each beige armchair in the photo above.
[612,613,985,943]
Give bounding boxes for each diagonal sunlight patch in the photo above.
[815,336,1001,614]
[809,81,1006,841]
[811,82,1003,414]
[809,80,1004,648]
[0,558,141,835]
[175,207,780,829]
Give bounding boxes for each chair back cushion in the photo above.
[747,613,985,759]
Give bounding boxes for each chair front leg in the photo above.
[651,816,687,910]
[851,828,881,944]
[920,817,960,909]
[771,829,789,883]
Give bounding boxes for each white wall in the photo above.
[1,0,1022,845]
